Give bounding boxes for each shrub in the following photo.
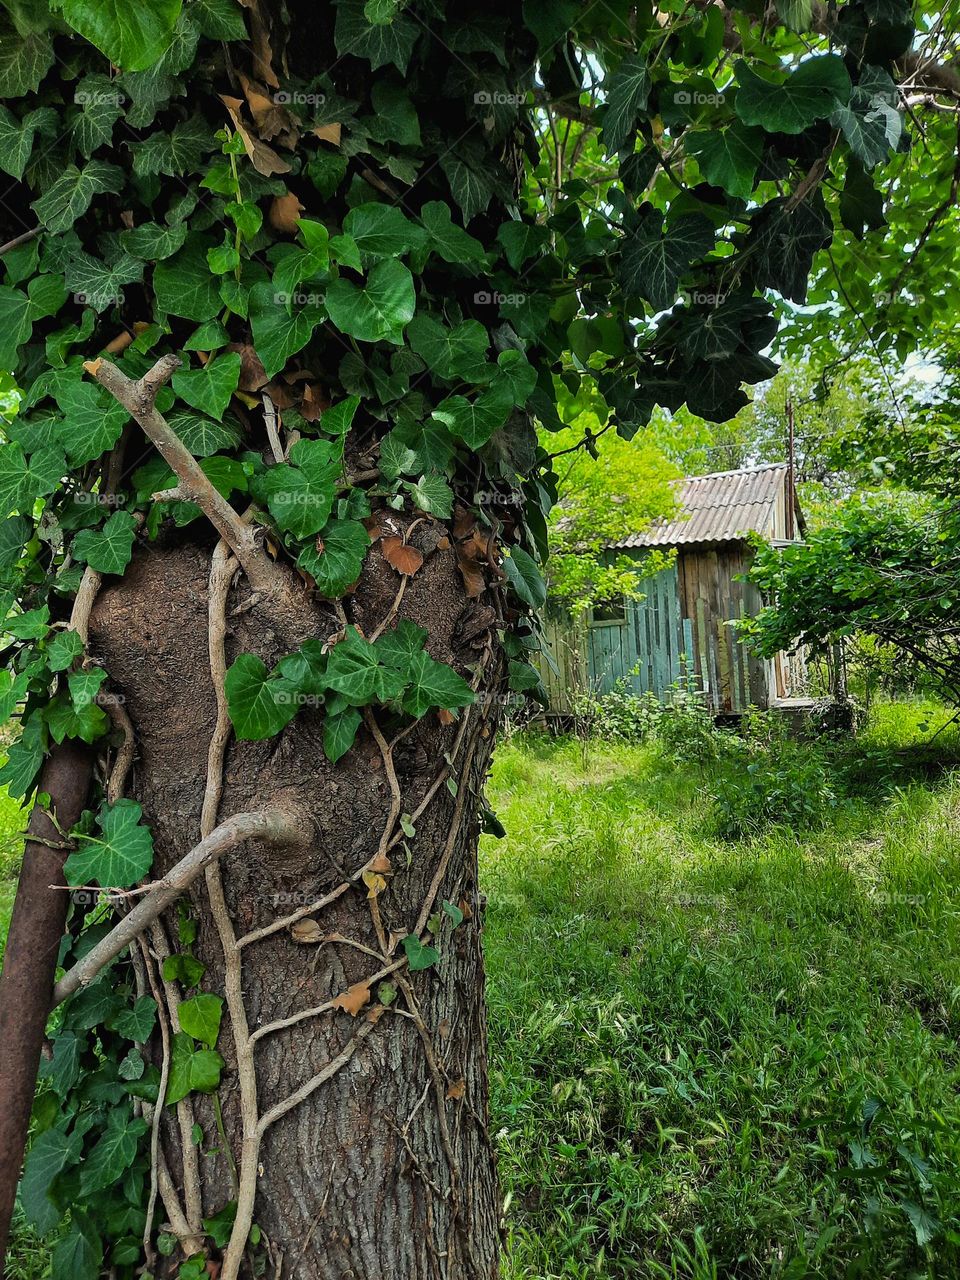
[713,748,838,838]
[656,678,721,765]
[573,680,661,742]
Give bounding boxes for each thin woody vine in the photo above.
[0,0,948,1275]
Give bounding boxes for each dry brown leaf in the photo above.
[238,71,298,146]
[381,536,424,577]
[333,980,372,1017]
[289,918,324,943]
[300,382,329,422]
[456,553,486,599]
[227,342,268,393]
[459,897,473,919]
[446,1078,466,1100]
[269,190,305,234]
[220,95,290,176]
[264,379,298,409]
[362,870,387,899]
[312,122,342,145]
[368,852,393,875]
[453,506,477,540]
[437,1018,451,1040]
[104,330,134,355]
[238,0,280,88]
[437,708,456,726]
[367,1003,388,1024]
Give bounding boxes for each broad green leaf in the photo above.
[420,201,486,265]
[503,546,546,608]
[71,74,125,156]
[776,0,814,29]
[133,115,211,177]
[323,706,362,763]
[324,626,405,705]
[401,650,474,718]
[402,933,439,971]
[403,473,453,518]
[71,510,138,574]
[0,713,46,798]
[375,619,428,670]
[735,55,851,134]
[50,1221,102,1280]
[191,0,247,39]
[249,282,325,379]
[0,443,64,516]
[79,1112,147,1194]
[326,259,415,345]
[108,995,158,1042]
[32,161,124,234]
[439,154,493,223]
[60,0,184,71]
[0,11,54,98]
[407,316,489,381]
[491,349,537,406]
[686,123,765,199]
[5,604,49,640]
[172,352,241,421]
[68,666,107,711]
[178,993,223,1047]
[166,1031,224,1105]
[45,694,108,744]
[153,234,224,322]
[297,518,370,596]
[0,515,29,573]
[65,798,155,888]
[63,250,143,314]
[342,203,427,261]
[0,105,56,179]
[163,952,205,988]
[0,286,34,369]
[20,1127,81,1234]
[432,384,513,449]
[334,0,419,73]
[253,437,340,538]
[319,395,360,437]
[496,220,549,270]
[39,1030,84,1098]
[619,209,714,311]
[225,653,300,740]
[603,52,650,154]
[168,408,242,457]
[53,378,129,465]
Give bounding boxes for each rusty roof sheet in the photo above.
[611,463,789,548]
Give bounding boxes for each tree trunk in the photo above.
[89,524,503,1278]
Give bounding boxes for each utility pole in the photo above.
[786,396,796,541]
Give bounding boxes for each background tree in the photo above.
[0,1,957,1278]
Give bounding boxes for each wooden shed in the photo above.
[538,463,807,715]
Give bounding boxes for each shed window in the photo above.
[591,597,627,624]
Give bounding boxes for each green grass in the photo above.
[482,704,960,1278]
[3,704,960,1277]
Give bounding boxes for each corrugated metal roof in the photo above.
[611,463,790,548]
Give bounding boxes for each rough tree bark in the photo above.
[88,524,504,1279]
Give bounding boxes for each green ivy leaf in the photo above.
[602,52,651,154]
[734,55,851,134]
[686,123,765,200]
[60,0,184,71]
[153,234,224,322]
[163,952,206,988]
[297,518,370,596]
[325,259,415,345]
[403,473,454,518]
[407,316,489,382]
[167,408,242,457]
[432,384,513,449]
[45,693,108,745]
[79,1111,148,1195]
[503,546,546,608]
[0,713,46,798]
[0,105,56,179]
[400,650,474,718]
[166,1031,224,1105]
[224,652,300,740]
[191,0,247,39]
[172,352,241,421]
[252,437,340,538]
[50,1219,102,1280]
[178,993,223,1047]
[108,995,158,1042]
[325,626,406,705]
[133,115,211,177]
[65,798,155,888]
[334,0,419,73]
[249,282,325,379]
[342,203,427,261]
[496,220,549,271]
[32,161,125,234]
[0,11,54,98]
[20,1127,81,1235]
[420,201,487,265]
[324,705,362,763]
[402,933,440,971]
[619,209,714,311]
[53,378,129,465]
[439,154,494,224]
[71,510,138,575]
[71,74,125,157]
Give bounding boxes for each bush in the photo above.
[655,678,721,765]
[573,679,661,742]
[713,748,838,839]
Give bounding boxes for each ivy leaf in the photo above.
[297,519,370,596]
[619,209,714,311]
[133,115,212,177]
[120,220,188,261]
[6,605,49,641]
[45,693,108,745]
[172,353,241,421]
[20,1127,81,1234]
[71,510,138,575]
[60,0,184,71]
[32,162,124,234]
[63,251,144,314]
[50,1219,102,1280]
[420,201,487,265]
[0,714,46,798]
[439,154,494,224]
[225,653,299,740]
[343,203,427,261]
[839,158,886,239]
[325,259,415,345]
[46,628,84,673]
[744,192,832,303]
[79,1111,148,1195]
[686,123,765,200]
[324,706,362,763]
[252,437,340,538]
[325,626,405,705]
[163,953,205,988]
[167,409,243,457]
[400,650,474,718]
[503,546,546,608]
[491,349,537,406]
[71,75,125,157]
[249,282,325,379]
[191,0,247,39]
[407,316,489,382]
[178,993,223,1047]
[65,799,155,888]
[166,1031,224,1105]
[496,220,549,271]
[334,0,419,72]
[319,395,360,437]
[0,11,54,98]
[0,444,64,516]
[602,52,651,154]
[0,106,56,180]
[734,55,851,134]
[403,473,453,519]
[108,995,158,1042]
[53,379,130,465]
[402,934,440,971]
[432,385,513,449]
[153,234,224,322]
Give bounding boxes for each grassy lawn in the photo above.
[484,702,960,1278]
[2,702,960,1277]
